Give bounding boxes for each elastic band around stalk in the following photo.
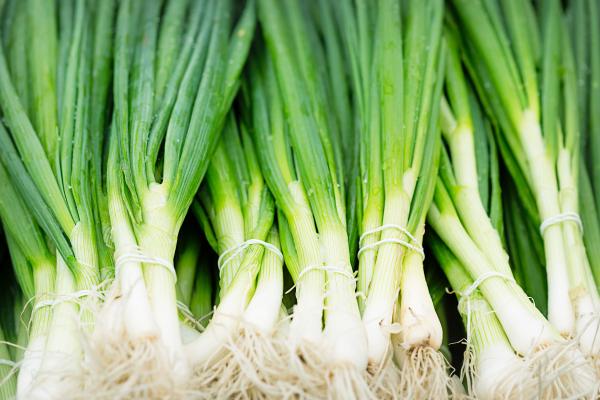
[458,271,516,341]
[114,244,177,281]
[297,264,355,281]
[358,224,424,258]
[217,239,283,274]
[285,264,356,294]
[176,300,204,331]
[31,288,104,312]
[0,359,17,367]
[539,212,583,236]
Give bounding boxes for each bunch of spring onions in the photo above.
[450,0,600,357]
[0,0,113,397]
[570,0,600,296]
[429,6,599,394]
[2,0,600,399]
[97,0,255,397]
[185,115,284,397]
[0,154,57,398]
[334,0,453,396]
[247,0,368,396]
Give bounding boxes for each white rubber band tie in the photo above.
[285,264,356,295]
[539,212,583,236]
[0,359,16,368]
[218,239,283,273]
[32,288,103,312]
[114,245,177,281]
[297,264,355,281]
[359,224,418,245]
[176,300,196,320]
[458,271,515,341]
[358,224,424,258]
[358,238,425,258]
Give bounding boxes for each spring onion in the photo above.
[97,0,255,396]
[0,0,599,398]
[449,0,600,357]
[184,115,282,397]
[428,19,598,395]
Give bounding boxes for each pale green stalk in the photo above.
[450,0,597,340]
[430,236,528,400]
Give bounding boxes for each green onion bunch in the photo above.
[569,0,600,298]
[185,115,284,397]
[245,0,369,395]
[100,0,254,396]
[432,0,600,396]
[449,0,600,353]
[335,0,452,396]
[0,0,113,396]
[1,0,600,399]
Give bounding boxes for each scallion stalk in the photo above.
[450,0,600,359]
[100,0,255,394]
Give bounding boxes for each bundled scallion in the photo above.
[247,0,369,396]
[449,0,600,358]
[1,0,600,398]
[335,0,450,396]
[0,159,55,397]
[184,115,283,397]
[96,0,255,397]
[0,0,114,396]
[429,235,532,399]
[568,0,600,298]
[427,19,598,396]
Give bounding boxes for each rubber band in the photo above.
[0,359,17,368]
[458,271,515,340]
[540,212,583,236]
[176,300,198,326]
[358,224,424,258]
[355,291,367,301]
[217,239,283,273]
[297,264,355,281]
[114,244,176,281]
[359,224,419,245]
[285,264,356,294]
[358,238,424,258]
[32,288,103,313]
[381,322,403,335]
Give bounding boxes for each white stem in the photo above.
[16,335,46,397]
[185,276,251,364]
[453,187,511,275]
[573,291,600,355]
[322,226,367,369]
[362,296,395,363]
[399,242,442,349]
[276,306,291,339]
[121,262,159,340]
[444,114,512,276]
[520,110,574,335]
[24,257,81,400]
[290,287,324,345]
[139,184,188,384]
[243,238,283,334]
[475,344,525,400]
[17,258,55,395]
[108,179,158,340]
[362,186,410,365]
[287,183,326,345]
